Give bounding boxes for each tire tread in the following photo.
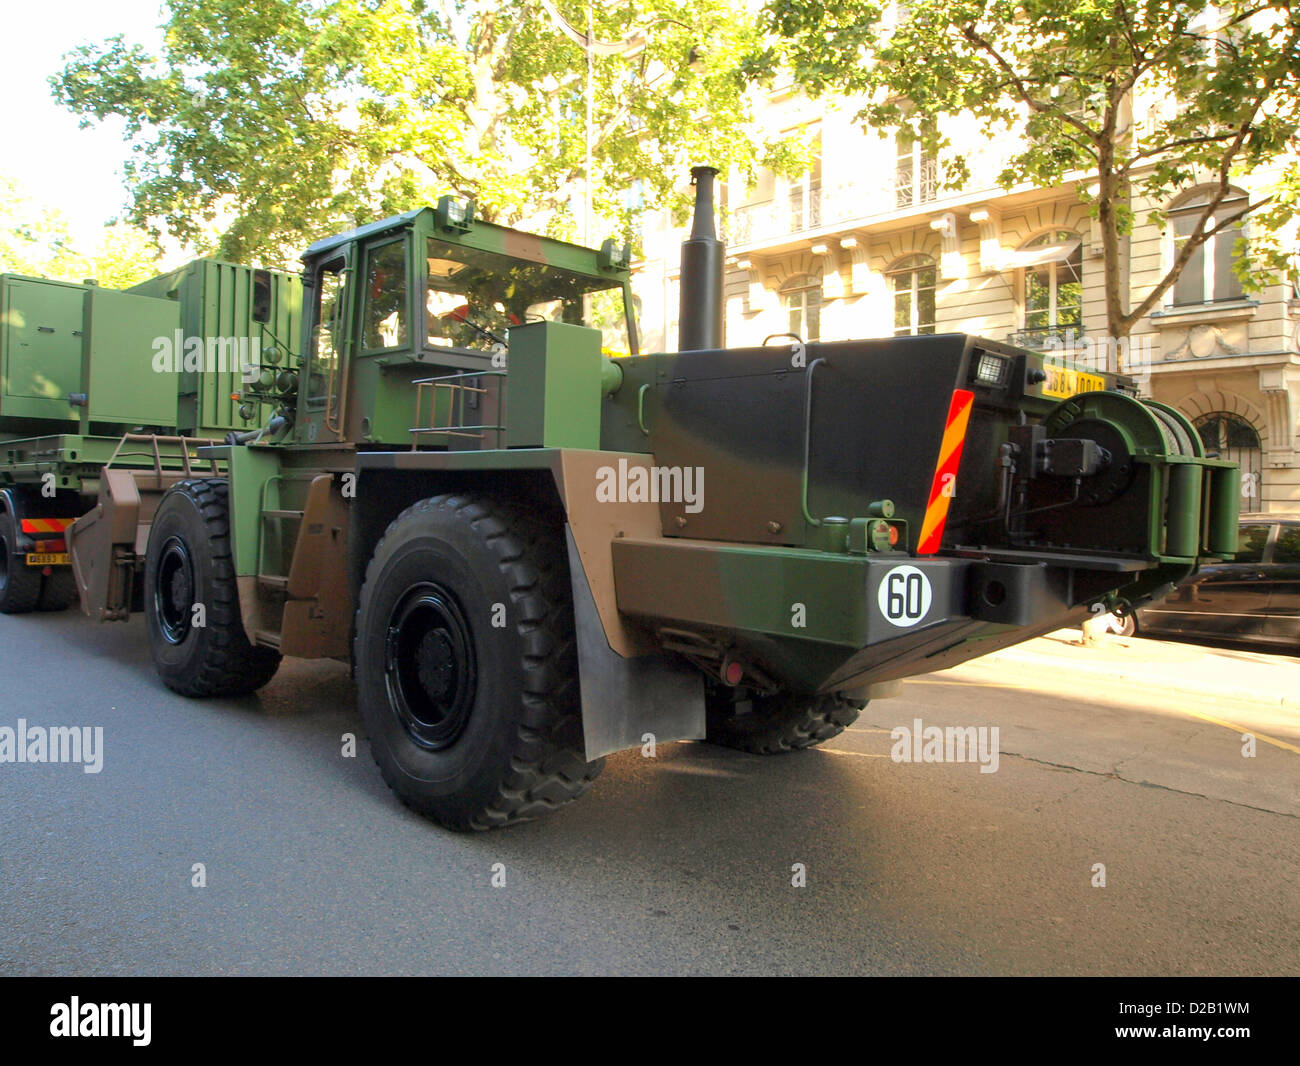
[358,493,601,830]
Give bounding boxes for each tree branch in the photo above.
[959,24,1097,141]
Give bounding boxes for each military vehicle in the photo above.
[0,169,1239,830]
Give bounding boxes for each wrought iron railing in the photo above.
[1006,326,1086,352]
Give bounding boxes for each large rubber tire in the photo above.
[0,508,42,615]
[37,568,79,612]
[354,493,603,831]
[705,688,863,754]
[144,479,281,697]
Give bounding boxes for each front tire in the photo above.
[705,688,863,754]
[144,479,281,697]
[354,493,602,831]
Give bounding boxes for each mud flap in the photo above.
[565,526,705,760]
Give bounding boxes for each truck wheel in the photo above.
[354,493,603,831]
[0,509,42,614]
[705,688,863,754]
[38,569,79,612]
[144,479,281,697]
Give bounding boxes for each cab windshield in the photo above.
[425,238,635,356]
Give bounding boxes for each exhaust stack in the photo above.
[678,166,724,351]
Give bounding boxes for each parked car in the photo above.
[1120,513,1300,653]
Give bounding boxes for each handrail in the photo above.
[800,358,825,528]
[410,370,507,449]
[103,433,225,485]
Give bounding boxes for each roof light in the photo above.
[435,195,475,232]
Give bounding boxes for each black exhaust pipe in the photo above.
[678,166,724,351]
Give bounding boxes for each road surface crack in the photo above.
[1001,750,1299,821]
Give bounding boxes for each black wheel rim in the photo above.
[155,535,195,644]
[384,582,477,751]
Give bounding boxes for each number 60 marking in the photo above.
[877,565,933,627]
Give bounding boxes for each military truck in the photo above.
[0,258,300,613]
[0,170,1238,830]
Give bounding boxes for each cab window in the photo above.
[363,240,408,350]
[306,257,346,408]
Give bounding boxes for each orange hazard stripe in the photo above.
[916,389,975,555]
[21,518,75,534]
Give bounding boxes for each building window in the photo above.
[1195,412,1261,503]
[782,274,822,341]
[785,126,822,232]
[1020,230,1083,342]
[887,255,936,336]
[895,131,937,209]
[1171,187,1247,306]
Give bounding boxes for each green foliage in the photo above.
[53,0,793,267]
[760,0,1300,334]
[0,175,161,286]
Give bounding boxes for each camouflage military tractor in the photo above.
[2,170,1237,830]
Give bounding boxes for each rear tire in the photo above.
[705,688,863,754]
[144,479,281,697]
[0,508,42,614]
[354,493,602,831]
[38,568,79,612]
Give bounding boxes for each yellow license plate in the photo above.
[1042,366,1106,399]
[26,553,69,566]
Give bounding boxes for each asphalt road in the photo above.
[0,609,1296,975]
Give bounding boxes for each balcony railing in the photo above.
[723,142,1017,248]
[731,181,822,245]
[1007,326,1086,352]
[895,156,939,209]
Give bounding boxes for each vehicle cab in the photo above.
[285,199,639,448]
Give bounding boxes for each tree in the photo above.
[0,175,161,286]
[54,0,803,267]
[0,176,85,279]
[759,0,1300,353]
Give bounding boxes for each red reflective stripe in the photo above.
[916,390,975,555]
[20,518,75,533]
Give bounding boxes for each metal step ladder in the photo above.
[255,475,313,595]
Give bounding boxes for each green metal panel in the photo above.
[83,288,180,426]
[128,258,303,436]
[0,276,86,424]
[223,444,281,576]
[505,321,602,449]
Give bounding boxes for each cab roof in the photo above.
[303,209,423,260]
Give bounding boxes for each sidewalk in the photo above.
[946,628,1298,710]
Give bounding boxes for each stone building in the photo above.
[628,78,1300,512]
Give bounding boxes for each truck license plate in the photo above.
[26,553,69,566]
[1042,367,1106,399]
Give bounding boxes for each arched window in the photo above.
[1171,187,1247,306]
[1195,412,1262,504]
[782,274,822,341]
[887,255,936,336]
[1021,230,1082,339]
